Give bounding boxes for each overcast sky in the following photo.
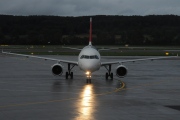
[0,0,180,16]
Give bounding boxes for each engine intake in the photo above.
[52,64,63,76]
[116,65,128,78]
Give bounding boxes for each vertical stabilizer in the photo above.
[89,17,92,45]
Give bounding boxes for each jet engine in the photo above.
[51,64,63,76]
[116,65,128,78]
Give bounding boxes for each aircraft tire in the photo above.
[110,73,113,80]
[66,72,68,79]
[70,72,73,79]
[86,79,91,83]
[105,73,108,80]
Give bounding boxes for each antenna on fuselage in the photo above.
[89,17,92,46]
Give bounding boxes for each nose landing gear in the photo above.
[86,71,91,83]
[86,78,91,84]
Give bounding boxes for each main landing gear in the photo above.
[104,65,113,80]
[66,63,75,79]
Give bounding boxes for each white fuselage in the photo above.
[78,45,101,73]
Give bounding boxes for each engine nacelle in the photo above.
[116,65,128,78]
[51,64,63,76]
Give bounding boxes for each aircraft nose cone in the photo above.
[82,60,100,72]
[84,63,94,70]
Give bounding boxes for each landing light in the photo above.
[86,71,90,75]
[86,71,92,78]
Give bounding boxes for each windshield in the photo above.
[80,55,99,59]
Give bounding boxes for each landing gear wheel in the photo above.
[105,72,108,80]
[66,72,68,79]
[104,65,113,80]
[86,79,91,84]
[66,63,75,79]
[70,72,73,79]
[110,73,113,80]
[89,79,91,83]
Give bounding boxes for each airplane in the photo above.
[2,18,179,83]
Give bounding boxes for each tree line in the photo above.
[0,15,180,45]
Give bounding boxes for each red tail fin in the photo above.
[89,17,92,45]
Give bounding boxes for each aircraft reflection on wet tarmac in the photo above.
[0,79,125,109]
[50,79,125,120]
[75,85,95,120]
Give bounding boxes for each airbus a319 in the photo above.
[2,18,178,83]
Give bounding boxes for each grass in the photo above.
[1,45,180,56]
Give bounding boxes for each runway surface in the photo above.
[0,54,180,120]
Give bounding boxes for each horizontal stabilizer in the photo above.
[98,48,119,51]
[62,46,82,50]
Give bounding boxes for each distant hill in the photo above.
[0,15,180,45]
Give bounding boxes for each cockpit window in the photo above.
[84,55,89,59]
[95,55,99,59]
[80,55,84,59]
[80,55,99,59]
[90,56,95,59]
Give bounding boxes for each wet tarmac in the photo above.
[0,55,180,120]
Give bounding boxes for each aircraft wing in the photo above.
[2,51,78,65]
[101,55,178,66]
